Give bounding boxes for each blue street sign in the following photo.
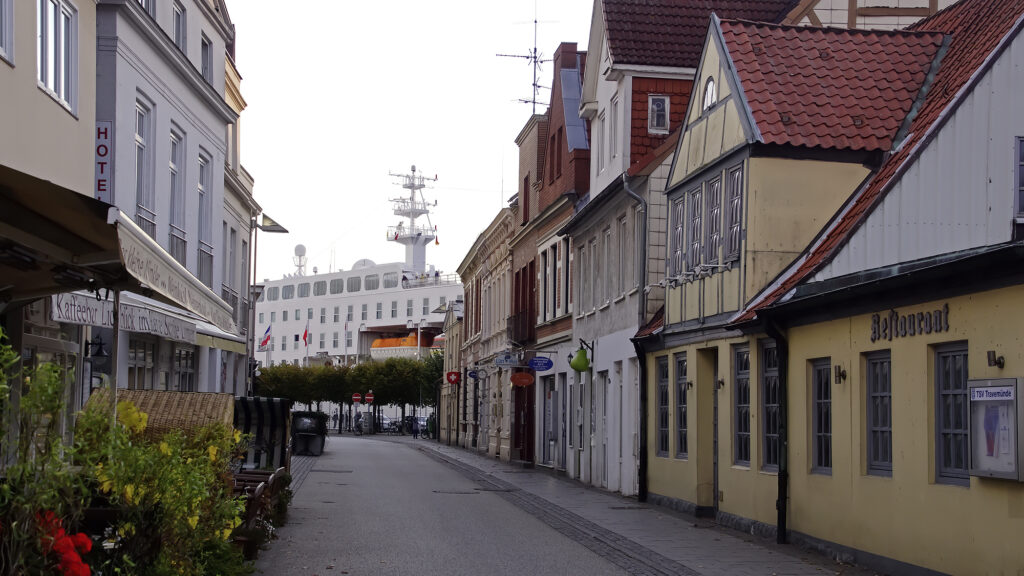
[468,370,478,380]
[529,356,554,371]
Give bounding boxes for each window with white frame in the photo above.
[383,272,399,288]
[313,281,326,296]
[319,307,326,323]
[610,96,619,160]
[347,276,360,292]
[563,237,572,314]
[422,297,429,315]
[375,302,382,320]
[282,310,288,322]
[136,0,154,16]
[603,227,612,305]
[596,113,605,174]
[675,353,688,459]
[134,102,155,237]
[812,358,832,473]
[406,299,413,317]
[541,250,549,320]
[705,177,722,264]
[345,331,352,348]
[576,246,586,315]
[228,227,237,289]
[365,274,380,291]
[296,283,309,298]
[307,308,312,320]
[866,350,892,476]
[281,285,294,300]
[391,300,397,318]
[200,34,212,83]
[935,343,968,485]
[656,356,669,456]
[1,0,13,63]
[360,304,367,321]
[702,77,717,113]
[197,154,213,287]
[633,208,642,288]
[332,332,338,348]
[734,346,751,465]
[725,165,744,260]
[266,287,278,301]
[329,279,343,294]
[648,95,669,133]
[618,216,627,296]
[37,0,77,109]
[280,335,285,351]
[761,340,780,471]
[346,305,353,321]
[333,306,339,322]
[588,238,597,310]
[168,130,186,265]
[319,333,325,350]
[670,198,684,275]
[258,312,264,324]
[172,1,186,51]
[686,187,702,271]
[270,311,275,322]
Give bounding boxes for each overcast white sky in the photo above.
[229,1,594,283]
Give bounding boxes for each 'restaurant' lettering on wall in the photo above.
[870,303,950,343]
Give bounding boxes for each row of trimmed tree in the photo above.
[254,353,444,428]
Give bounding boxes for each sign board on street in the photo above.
[352,393,361,403]
[510,372,535,387]
[446,371,461,384]
[468,370,479,380]
[365,392,375,404]
[495,352,518,367]
[529,356,554,371]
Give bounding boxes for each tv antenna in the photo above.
[497,8,553,114]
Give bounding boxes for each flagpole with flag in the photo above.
[303,319,310,366]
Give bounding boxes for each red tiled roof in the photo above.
[634,305,664,339]
[720,21,945,152]
[602,0,798,68]
[735,0,1024,324]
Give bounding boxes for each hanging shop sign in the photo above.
[510,372,535,387]
[50,293,196,344]
[494,352,518,367]
[870,303,950,343]
[446,371,461,384]
[528,356,554,371]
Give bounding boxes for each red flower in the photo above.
[70,532,92,554]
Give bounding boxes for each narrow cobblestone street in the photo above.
[260,434,880,576]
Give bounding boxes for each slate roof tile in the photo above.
[720,20,946,152]
[603,0,799,68]
[735,0,1024,324]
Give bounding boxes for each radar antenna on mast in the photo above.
[293,244,307,276]
[386,165,438,274]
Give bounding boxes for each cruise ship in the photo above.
[255,167,463,367]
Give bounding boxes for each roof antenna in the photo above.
[497,0,553,114]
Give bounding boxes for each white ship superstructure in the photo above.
[255,166,462,366]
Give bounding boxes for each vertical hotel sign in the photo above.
[95,122,112,202]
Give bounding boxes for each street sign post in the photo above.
[365,392,375,404]
[446,371,461,384]
[352,393,361,403]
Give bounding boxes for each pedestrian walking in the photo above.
[412,417,420,439]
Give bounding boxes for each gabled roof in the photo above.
[602,0,799,68]
[734,0,1024,324]
[720,20,946,152]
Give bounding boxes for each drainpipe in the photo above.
[764,319,789,544]
[622,173,649,501]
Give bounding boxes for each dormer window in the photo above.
[648,95,669,134]
[702,77,717,113]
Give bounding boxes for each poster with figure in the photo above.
[970,381,1019,479]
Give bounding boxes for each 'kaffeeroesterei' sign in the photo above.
[50,293,196,344]
[870,303,950,343]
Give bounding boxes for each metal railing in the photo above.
[197,242,213,288]
[401,272,461,289]
[169,225,187,266]
[135,205,156,238]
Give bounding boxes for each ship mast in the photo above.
[386,165,436,274]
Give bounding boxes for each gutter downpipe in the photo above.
[764,317,789,544]
[622,173,649,501]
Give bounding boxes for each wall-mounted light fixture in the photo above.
[716,378,725,390]
[687,380,694,390]
[987,350,1005,369]
[834,364,847,384]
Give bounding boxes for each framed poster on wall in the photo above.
[969,378,1022,481]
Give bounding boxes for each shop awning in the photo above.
[0,166,236,334]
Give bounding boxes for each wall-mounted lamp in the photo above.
[86,335,109,358]
[687,380,694,390]
[834,364,847,384]
[987,350,1005,369]
[569,339,594,373]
